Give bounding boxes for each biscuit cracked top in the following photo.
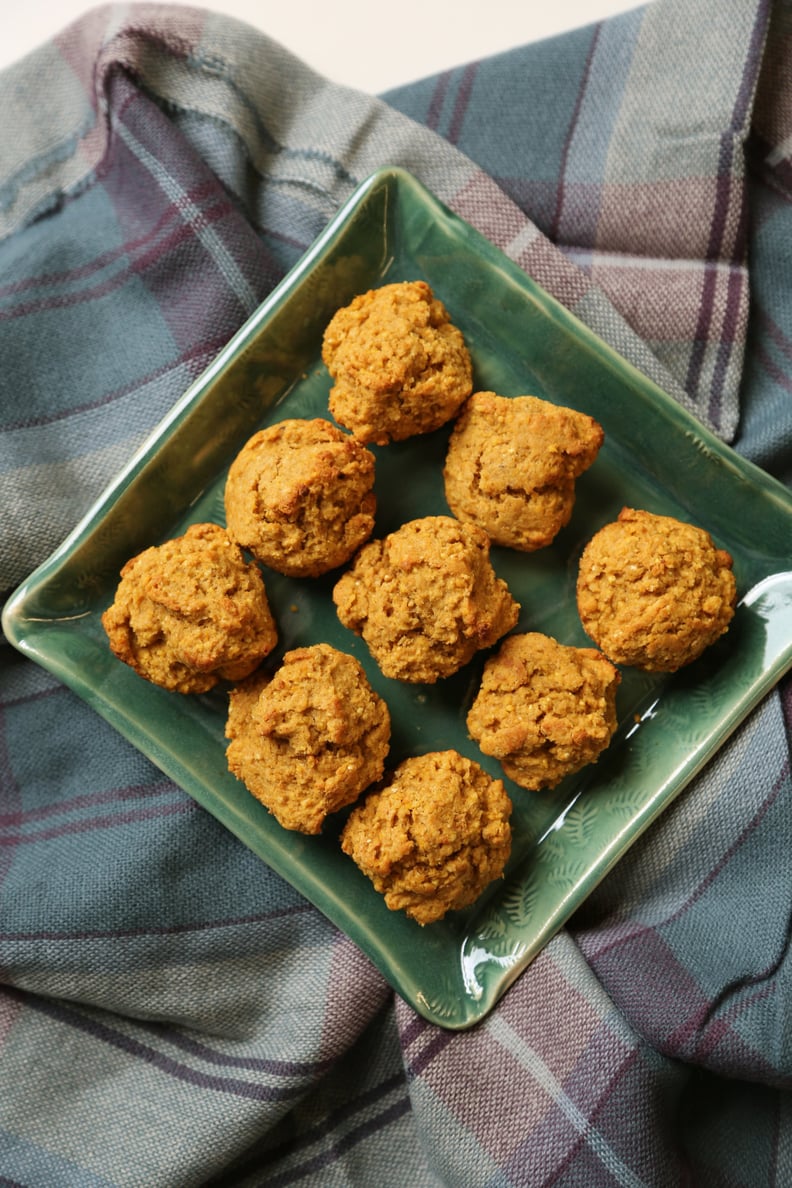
[576,507,736,672]
[224,418,376,577]
[333,515,519,683]
[225,643,391,833]
[321,280,473,445]
[444,391,604,551]
[101,522,278,694]
[341,750,512,925]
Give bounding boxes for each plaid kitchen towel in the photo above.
[1,1,791,1185]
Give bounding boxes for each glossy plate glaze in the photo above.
[4,168,792,1029]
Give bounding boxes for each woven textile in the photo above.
[1,2,791,1184]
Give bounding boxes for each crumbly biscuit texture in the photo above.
[101,522,278,694]
[224,418,376,577]
[225,643,391,833]
[341,750,512,924]
[321,280,473,444]
[576,507,736,672]
[444,391,604,550]
[332,515,520,683]
[466,632,620,790]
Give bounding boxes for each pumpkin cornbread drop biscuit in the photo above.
[576,507,736,672]
[321,280,473,444]
[466,632,621,790]
[101,522,278,694]
[443,391,604,550]
[225,643,391,834]
[224,417,376,577]
[332,515,520,683]
[340,750,512,925]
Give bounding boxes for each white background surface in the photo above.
[2,1,642,93]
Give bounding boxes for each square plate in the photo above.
[4,167,792,1030]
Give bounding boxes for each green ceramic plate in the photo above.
[4,167,792,1029]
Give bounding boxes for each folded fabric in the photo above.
[1,2,790,1185]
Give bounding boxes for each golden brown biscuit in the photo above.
[224,418,376,577]
[466,632,620,790]
[225,643,391,833]
[443,391,604,550]
[332,515,520,683]
[576,507,736,672]
[101,522,277,694]
[340,750,512,925]
[321,280,473,445]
